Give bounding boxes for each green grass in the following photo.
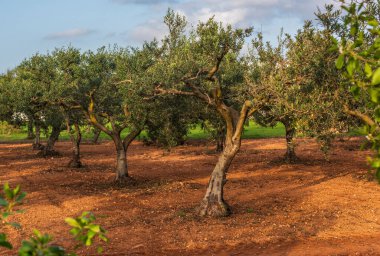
[186,121,285,140]
[0,121,285,142]
[242,122,285,139]
[1,121,364,143]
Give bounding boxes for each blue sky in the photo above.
[0,0,337,74]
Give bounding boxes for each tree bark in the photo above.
[112,129,142,183]
[27,119,35,139]
[66,118,82,168]
[198,143,240,217]
[38,124,61,157]
[283,122,298,163]
[46,125,61,151]
[115,141,128,181]
[197,101,254,217]
[32,123,44,150]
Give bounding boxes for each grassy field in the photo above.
[0,120,366,143]
[0,121,286,142]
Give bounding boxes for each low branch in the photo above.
[85,92,113,137]
[123,128,142,149]
[343,105,376,127]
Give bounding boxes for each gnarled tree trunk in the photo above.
[38,124,61,157]
[32,123,44,150]
[27,119,35,139]
[283,121,298,163]
[199,143,240,217]
[197,101,255,217]
[66,117,82,168]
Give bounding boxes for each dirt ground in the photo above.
[0,137,380,256]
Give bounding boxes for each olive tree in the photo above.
[247,20,359,162]
[49,47,85,167]
[71,46,155,182]
[151,11,255,216]
[11,54,65,155]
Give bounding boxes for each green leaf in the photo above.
[346,60,357,76]
[0,233,12,249]
[350,85,360,96]
[87,224,100,233]
[371,159,380,168]
[65,217,82,228]
[0,198,8,207]
[16,192,26,203]
[371,67,380,85]
[13,185,20,195]
[2,212,10,219]
[370,88,380,103]
[3,183,12,199]
[48,245,66,255]
[365,63,373,78]
[33,229,42,238]
[0,240,12,249]
[70,228,81,236]
[335,54,345,69]
[85,230,96,246]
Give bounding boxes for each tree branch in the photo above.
[232,101,254,141]
[343,105,376,127]
[85,92,113,137]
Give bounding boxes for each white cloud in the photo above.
[115,0,339,45]
[192,8,249,25]
[45,28,96,40]
[177,0,339,26]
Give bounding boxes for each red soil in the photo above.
[0,137,380,255]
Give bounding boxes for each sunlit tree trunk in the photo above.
[282,120,298,163]
[199,142,240,216]
[112,129,141,183]
[198,101,254,217]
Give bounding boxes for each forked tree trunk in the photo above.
[32,123,44,150]
[197,100,254,217]
[283,122,298,163]
[199,143,240,217]
[27,119,35,139]
[66,118,82,168]
[112,129,141,183]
